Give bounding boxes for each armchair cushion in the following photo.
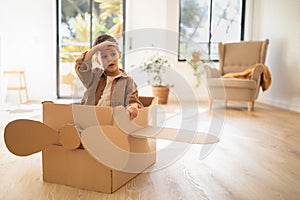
[223,64,271,91]
[207,78,257,89]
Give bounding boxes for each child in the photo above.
[75,34,143,120]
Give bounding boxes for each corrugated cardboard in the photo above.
[41,97,157,193]
[4,96,219,193]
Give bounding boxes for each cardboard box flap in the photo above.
[43,101,114,131]
[42,96,156,131]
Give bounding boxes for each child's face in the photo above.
[98,46,121,75]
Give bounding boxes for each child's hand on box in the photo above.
[126,106,139,120]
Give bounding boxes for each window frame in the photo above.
[56,0,126,99]
[178,0,246,62]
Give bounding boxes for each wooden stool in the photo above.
[3,70,28,103]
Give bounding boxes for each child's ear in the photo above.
[118,51,122,59]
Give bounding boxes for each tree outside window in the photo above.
[179,0,245,62]
[57,0,124,98]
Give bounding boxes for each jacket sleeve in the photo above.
[75,51,95,89]
[125,77,144,109]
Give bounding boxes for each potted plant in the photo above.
[140,53,173,104]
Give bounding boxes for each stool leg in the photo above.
[19,73,22,103]
[22,72,28,102]
[4,70,28,104]
[19,89,22,103]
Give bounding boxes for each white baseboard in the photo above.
[258,98,300,113]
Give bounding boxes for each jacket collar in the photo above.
[102,68,128,78]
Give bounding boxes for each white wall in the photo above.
[125,0,209,102]
[250,0,300,112]
[0,0,56,102]
[1,0,299,112]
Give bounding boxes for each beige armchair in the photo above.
[204,39,269,111]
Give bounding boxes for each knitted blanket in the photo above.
[222,64,272,91]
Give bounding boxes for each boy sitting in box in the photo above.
[75,34,143,120]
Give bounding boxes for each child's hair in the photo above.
[93,34,118,49]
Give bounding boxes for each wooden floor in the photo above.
[0,101,299,200]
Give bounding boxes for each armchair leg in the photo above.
[209,99,213,110]
[248,101,254,111]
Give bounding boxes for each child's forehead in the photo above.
[100,46,118,54]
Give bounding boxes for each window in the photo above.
[179,0,245,61]
[57,0,124,98]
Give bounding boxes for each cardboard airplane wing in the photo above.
[111,105,219,144]
[131,126,219,144]
[3,98,220,193]
[4,118,219,157]
[4,100,219,156]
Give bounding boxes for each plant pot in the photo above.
[152,86,170,104]
[192,51,201,62]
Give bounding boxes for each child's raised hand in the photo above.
[82,40,118,64]
[96,40,118,51]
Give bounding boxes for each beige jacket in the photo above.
[75,52,143,108]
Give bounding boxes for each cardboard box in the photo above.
[4,96,219,193]
[41,96,157,193]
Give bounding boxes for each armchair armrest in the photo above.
[204,64,221,79]
[251,64,264,82]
